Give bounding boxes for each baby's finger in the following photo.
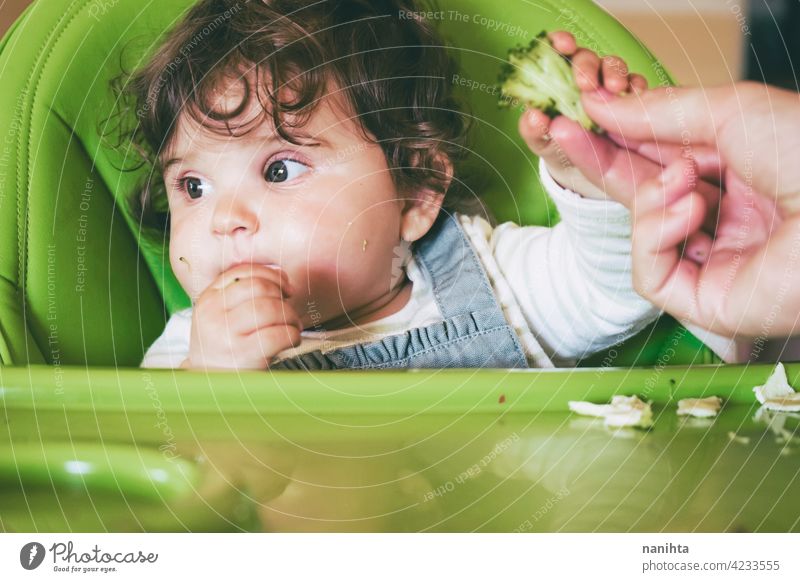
[519,108,556,156]
[601,55,629,94]
[219,275,287,309]
[251,325,303,365]
[212,263,293,296]
[629,73,648,94]
[571,48,601,91]
[228,297,303,334]
[547,31,577,56]
[211,324,301,369]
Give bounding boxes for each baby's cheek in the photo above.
[283,212,397,312]
[169,220,215,300]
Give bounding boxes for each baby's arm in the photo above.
[489,161,660,364]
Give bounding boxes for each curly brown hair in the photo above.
[111,0,484,238]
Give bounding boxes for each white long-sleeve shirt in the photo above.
[141,161,734,369]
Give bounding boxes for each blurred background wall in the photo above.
[595,0,800,90]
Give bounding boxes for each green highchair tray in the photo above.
[1,364,799,532]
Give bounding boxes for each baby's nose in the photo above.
[211,193,259,236]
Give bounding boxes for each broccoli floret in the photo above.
[498,31,598,131]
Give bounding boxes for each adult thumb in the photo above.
[581,86,723,146]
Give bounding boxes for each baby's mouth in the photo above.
[231,261,282,273]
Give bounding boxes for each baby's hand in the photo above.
[184,264,302,370]
[519,31,648,200]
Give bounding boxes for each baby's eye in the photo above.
[173,176,211,200]
[264,159,311,183]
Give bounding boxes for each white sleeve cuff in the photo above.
[538,157,630,225]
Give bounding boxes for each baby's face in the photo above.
[163,82,411,329]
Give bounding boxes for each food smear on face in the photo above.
[753,363,800,412]
[568,395,653,428]
[677,396,722,418]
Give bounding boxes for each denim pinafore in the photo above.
[272,212,529,370]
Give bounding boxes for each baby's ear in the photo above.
[399,153,454,243]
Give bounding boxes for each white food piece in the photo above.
[753,363,800,412]
[727,431,750,445]
[677,396,722,418]
[568,395,653,429]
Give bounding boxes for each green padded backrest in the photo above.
[0,0,714,367]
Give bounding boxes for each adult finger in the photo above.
[605,131,724,178]
[580,85,731,145]
[631,160,708,319]
[684,231,714,264]
[547,116,714,211]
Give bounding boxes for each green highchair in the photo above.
[0,0,797,532]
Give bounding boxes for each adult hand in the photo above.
[582,82,800,215]
[582,82,800,337]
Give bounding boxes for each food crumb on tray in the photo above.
[753,363,800,412]
[568,395,653,429]
[677,396,722,418]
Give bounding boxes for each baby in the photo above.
[126,0,659,370]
